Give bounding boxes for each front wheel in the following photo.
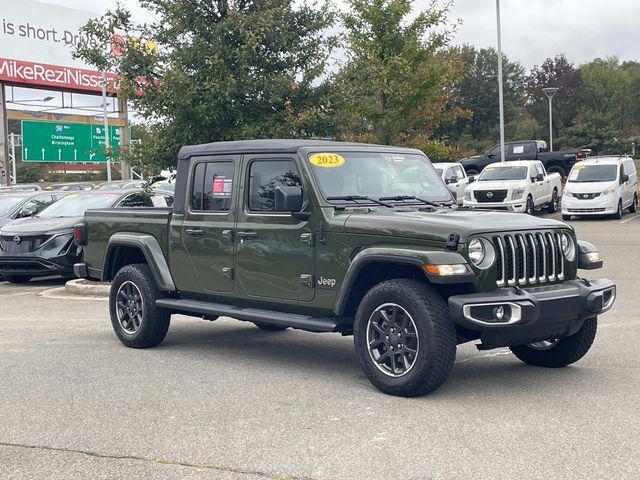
[510,317,597,367]
[110,263,171,348]
[547,189,559,213]
[614,199,623,219]
[525,195,535,215]
[353,279,457,397]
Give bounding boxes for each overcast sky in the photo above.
[44,0,640,69]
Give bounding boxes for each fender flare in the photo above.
[333,247,472,315]
[103,233,176,292]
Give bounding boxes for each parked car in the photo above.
[0,191,69,228]
[0,190,173,283]
[459,140,589,179]
[94,180,145,191]
[74,140,614,397]
[463,160,562,214]
[46,182,94,191]
[151,180,175,193]
[562,156,638,220]
[0,184,42,192]
[432,162,469,205]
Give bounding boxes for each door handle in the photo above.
[237,231,258,240]
[186,228,204,236]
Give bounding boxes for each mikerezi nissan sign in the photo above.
[0,0,116,93]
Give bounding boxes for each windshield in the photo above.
[38,193,119,218]
[0,196,26,216]
[568,164,618,183]
[479,166,528,181]
[309,152,452,203]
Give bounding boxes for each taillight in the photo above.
[74,223,88,246]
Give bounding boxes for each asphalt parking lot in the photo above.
[1,211,639,480]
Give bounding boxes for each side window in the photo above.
[248,160,302,212]
[150,193,174,208]
[119,192,152,208]
[191,161,235,212]
[624,160,636,176]
[443,168,456,181]
[534,163,544,177]
[509,143,535,157]
[453,166,465,179]
[15,197,53,218]
[489,145,501,157]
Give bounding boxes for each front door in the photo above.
[180,156,239,293]
[235,155,315,302]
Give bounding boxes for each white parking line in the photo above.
[620,214,639,224]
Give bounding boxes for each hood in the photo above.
[0,216,80,236]
[342,208,566,243]
[0,217,10,228]
[469,180,528,191]
[564,181,614,194]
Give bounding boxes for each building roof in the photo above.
[177,139,421,160]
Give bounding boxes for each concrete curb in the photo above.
[65,279,110,297]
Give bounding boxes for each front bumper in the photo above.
[561,195,618,215]
[449,278,615,349]
[463,199,526,213]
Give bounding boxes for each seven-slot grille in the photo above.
[490,231,566,287]
[474,189,508,203]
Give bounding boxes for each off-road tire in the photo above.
[353,279,456,397]
[562,214,572,221]
[547,189,559,213]
[510,317,597,368]
[525,195,535,215]
[629,194,637,213]
[110,263,170,348]
[2,274,32,283]
[253,322,288,331]
[614,199,623,219]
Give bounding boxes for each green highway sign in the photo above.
[21,120,122,163]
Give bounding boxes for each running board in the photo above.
[156,298,342,333]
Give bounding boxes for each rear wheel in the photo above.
[353,279,456,397]
[629,194,637,213]
[110,263,171,348]
[253,322,288,331]
[2,274,32,284]
[510,317,597,367]
[547,189,559,213]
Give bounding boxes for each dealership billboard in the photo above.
[0,0,117,93]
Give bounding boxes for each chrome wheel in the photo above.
[116,281,144,334]
[528,339,559,351]
[366,303,419,377]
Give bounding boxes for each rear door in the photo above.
[623,160,637,208]
[178,156,239,293]
[234,155,315,302]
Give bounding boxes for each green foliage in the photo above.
[332,0,468,154]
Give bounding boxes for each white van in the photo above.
[562,156,638,220]
[432,162,468,205]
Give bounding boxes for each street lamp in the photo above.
[496,0,506,162]
[8,96,55,104]
[542,87,559,152]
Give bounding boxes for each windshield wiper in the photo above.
[379,195,453,208]
[326,195,395,208]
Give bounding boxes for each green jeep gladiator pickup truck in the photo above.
[74,140,616,396]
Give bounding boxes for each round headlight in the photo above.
[561,232,576,261]
[468,238,485,265]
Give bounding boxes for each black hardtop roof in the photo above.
[178,139,422,160]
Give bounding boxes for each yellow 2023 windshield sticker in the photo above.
[309,153,345,168]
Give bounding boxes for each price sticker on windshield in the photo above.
[309,153,345,168]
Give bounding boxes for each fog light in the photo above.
[494,306,505,321]
[587,252,601,262]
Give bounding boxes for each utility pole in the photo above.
[118,96,131,181]
[102,72,112,182]
[543,87,560,152]
[496,0,506,162]
[0,83,10,186]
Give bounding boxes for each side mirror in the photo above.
[468,176,476,184]
[622,174,629,184]
[275,186,308,219]
[536,173,544,181]
[530,177,537,183]
[487,153,495,159]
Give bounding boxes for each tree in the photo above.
[526,54,582,145]
[332,0,468,160]
[439,45,526,152]
[75,1,336,174]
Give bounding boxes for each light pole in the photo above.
[542,87,559,152]
[496,0,506,162]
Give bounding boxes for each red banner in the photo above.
[0,57,118,94]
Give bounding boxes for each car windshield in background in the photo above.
[38,193,119,218]
[0,196,25,216]
[435,169,443,176]
[309,152,452,203]
[568,165,618,183]
[479,166,528,181]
